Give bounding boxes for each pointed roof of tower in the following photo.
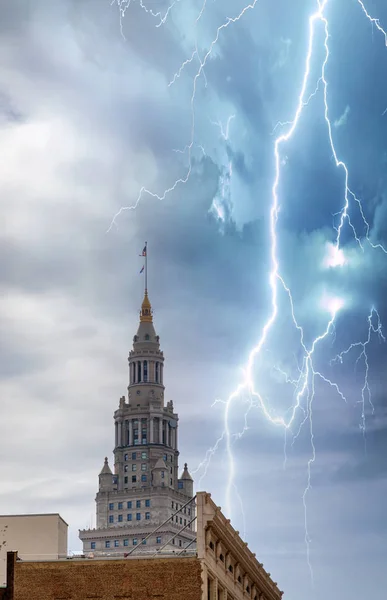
[99,457,112,476]
[153,457,167,470]
[180,463,193,481]
[140,290,153,323]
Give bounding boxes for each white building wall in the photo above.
[0,513,68,586]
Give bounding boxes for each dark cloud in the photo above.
[1,0,387,598]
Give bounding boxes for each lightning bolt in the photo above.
[330,307,385,448]
[110,0,387,584]
[107,1,259,232]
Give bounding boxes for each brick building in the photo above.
[1,492,283,600]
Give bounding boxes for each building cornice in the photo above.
[199,493,283,599]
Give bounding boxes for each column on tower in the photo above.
[129,420,133,446]
[159,417,163,444]
[150,416,154,443]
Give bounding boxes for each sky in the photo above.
[1,0,387,598]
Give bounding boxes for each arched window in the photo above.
[143,360,148,382]
[137,362,141,383]
[145,334,150,341]
[132,362,136,384]
[155,362,159,383]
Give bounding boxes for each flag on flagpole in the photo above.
[140,245,147,257]
[140,265,144,274]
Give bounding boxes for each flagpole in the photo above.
[145,241,148,293]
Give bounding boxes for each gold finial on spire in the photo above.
[140,290,153,322]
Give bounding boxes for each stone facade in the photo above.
[196,493,283,600]
[79,289,196,556]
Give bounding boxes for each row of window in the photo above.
[124,463,148,472]
[109,512,151,523]
[171,501,191,516]
[90,536,185,550]
[173,516,188,526]
[90,536,162,550]
[123,452,173,463]
[130,360,162,384]
[109,499,151,510]
[124,474,147,484]
[124,452,148,461]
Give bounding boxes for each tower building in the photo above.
[79,255,195,555]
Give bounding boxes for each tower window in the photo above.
[132,475,136,483]
[145,334,150,340]
[124,539,129,547]
[136,513,141,521]
[90,542,96,550]
[118,502,123,509]
[161,471,165,479]
[136,500,141,508]
[137,361,141,382]
[132,452,136,460]
[178,481,184,489]
[141,474,147,482]
[179,539,182,547]
[127,514,132,521]
[114,540,119,547]
[145,512,150,520]
[109,515,114,523]
[141,419,147,444]
[132,464,137,471]
[141,463,147,471]
[141,452,147,459]
[127,501,132,509]
[105,541,110,549]
[109,503,114,510]
[145,499,150,507]
[124,476,128,484]
[133,538,138,546]
[118,514,123,522]
[143,360,148,382]
[142,538,147,545]
[156,536,161,544]
[124,465,128,472]
[124,454,128,461]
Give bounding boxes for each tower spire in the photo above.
[140,242,152,322]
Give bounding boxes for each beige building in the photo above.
[0,514,67,586]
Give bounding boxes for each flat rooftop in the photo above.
[0,513,68,526]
